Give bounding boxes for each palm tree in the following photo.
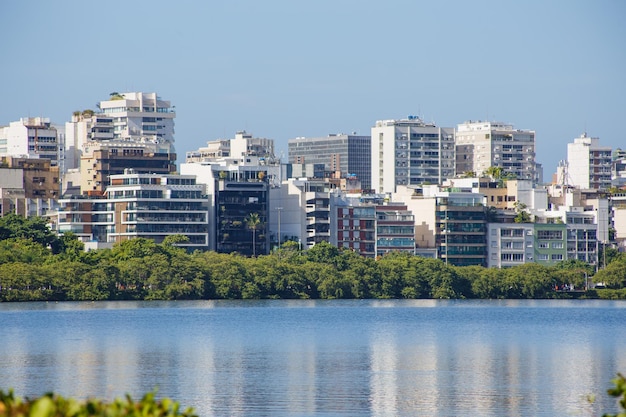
[483,166,503,181]
[244,213,261,257]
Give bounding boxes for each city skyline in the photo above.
[1,0,624,176]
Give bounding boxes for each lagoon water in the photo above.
[0,299,625,416]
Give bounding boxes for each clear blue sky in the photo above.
[1,0,624,178]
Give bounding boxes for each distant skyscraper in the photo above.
[288,133,371,191]
[455,121,536,181]
[566,133,612,190]
[371,117,455,193]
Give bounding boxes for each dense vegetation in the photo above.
[1,214,625,302]
[0,389,196,417]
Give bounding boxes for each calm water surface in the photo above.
[0,299,624,416]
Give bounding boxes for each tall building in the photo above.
[63,92,177,195]
[455,121,536,181]
[394,185,487,267]
[566,133,612,190]
[611,149,626,188]
[0,117,59,165]
[371,117,455,193]
[288,133,371,191]
[98,92,176,145]
[80,141,176,194]
[181,131,279,255]
[52,171,209,249]
[64,110,114,170]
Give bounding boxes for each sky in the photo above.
[1,0,625,178]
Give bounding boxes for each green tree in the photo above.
[244,213,262,257]
[513,201,532,223]
[470,267,507,299]
[306,241,340,264]
[161,234,190,247]
[484,166,503,181]
[0,238,51,264]
[0,214,62,253]
[594,258,626,289]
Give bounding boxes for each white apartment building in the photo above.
[52,171,209,249]
[455,121,536,182]
[371,116,455,193]
[98,92,176,146]
[0,117,59,165]
[566,133,612,190]
[186,131,275,163]
[64,111,114,170]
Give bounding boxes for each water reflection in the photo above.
[0,300,624,416]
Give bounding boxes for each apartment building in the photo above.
[182,132,280,255]
[187,131,275,163]
[330,194,377,257]
[98,92,176,144]
[375,203,415,257]
[288,133,372,191]
[566,133,612,190]
[80,141,176,194]
[0,156,60,217]
[0,117,59,165]
[455,121,536,181]
[371,117,455,193]
[52,171,209,249]
[64,110,114,171]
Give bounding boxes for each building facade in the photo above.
[0,117,59,165]
[187,131,275,163]
[566,133,612,190]
[214,170,270,256]
[98,92,176,145]
[435,193,487,266]
[331,197,376,258]
[375,203,415,257]
[371,117,455,193]
[64,111,115,171]
[80,141,176,194]
[52,171,209,249]
[455,121,536,181]
[288,133,372,191]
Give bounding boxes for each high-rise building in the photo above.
[68,92,177,195]
[288,133,371,191]
[455,121,536,182]
[371,117,455,193]
[52,171,209,250]
[0,117,59,165]
[64,110,114,171]
[182,131,279,255]
[98,92,176,145]
[566,133,612,190]
[80,141,176,194]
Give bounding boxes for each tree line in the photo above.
[0,214,625,302]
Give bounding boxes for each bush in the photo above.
[0,390,196,417]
